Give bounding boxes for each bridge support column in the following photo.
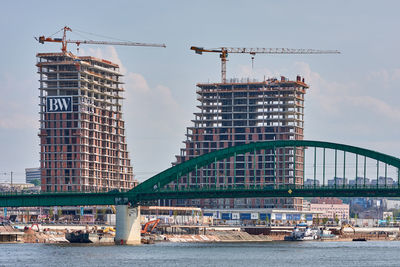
[115,205,141,245]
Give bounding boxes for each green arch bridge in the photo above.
[1,140,400,207]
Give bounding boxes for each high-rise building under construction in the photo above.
[37,52,135,192]
[174,76,308,210]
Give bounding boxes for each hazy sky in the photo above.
[1,0,399,183]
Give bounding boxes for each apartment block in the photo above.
[173,76,308,209]
[37,52,135,192]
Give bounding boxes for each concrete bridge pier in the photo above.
[115,205,141,245]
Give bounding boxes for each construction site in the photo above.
[37,51,135,192]
[35,27,165,192]
[173,76,308,210]
[169,46,339,210]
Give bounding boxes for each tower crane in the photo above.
[36,26,166,53]
[190,46,340,83]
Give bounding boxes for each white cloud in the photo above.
[80,47,189,180]
[125,73,150,93]
[235,62,400,156]
[124,72,185,137]
[368,69,400,83]
[80,46,127,74]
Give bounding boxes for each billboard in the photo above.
[46,96,72,112]
[221,213,232,220]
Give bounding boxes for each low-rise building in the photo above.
[25,167,40,185]
[309,198,349,221]
[304,179,320,187]
[203,208,322,225]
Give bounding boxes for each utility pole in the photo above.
[10,171,13,190]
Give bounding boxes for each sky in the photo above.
[0,0,399,183]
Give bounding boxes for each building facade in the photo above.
[37,52,135,192]
[309,198,350,220]
[173,76,308,209]
[25,167,41,185]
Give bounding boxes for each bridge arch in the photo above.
[131,140,400,194]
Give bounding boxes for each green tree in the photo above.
[49,207,54,220]
[322,218,329,225]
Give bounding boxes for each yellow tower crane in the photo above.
[36,26,166,52]
[190,46,340,83]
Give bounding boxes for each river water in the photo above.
[1,241,400,266]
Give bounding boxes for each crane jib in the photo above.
[36,26,166,52]
[190,45,341,83]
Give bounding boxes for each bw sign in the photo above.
[46,96,72,112]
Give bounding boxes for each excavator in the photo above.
[141,219,160,235]
[339,223,356,235]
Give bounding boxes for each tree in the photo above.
[322,218,329,225]
[49,207,53,220]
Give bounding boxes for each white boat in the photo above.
[284,226,320,241]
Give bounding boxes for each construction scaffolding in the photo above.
[37,52,135,192]
[173,76,308,210]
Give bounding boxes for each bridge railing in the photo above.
[152,183,400,193]
[0,188,130,197]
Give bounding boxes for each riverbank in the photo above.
[2,224,400,244]
[165,231,272,243]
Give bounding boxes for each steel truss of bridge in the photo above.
[1,140,400,207]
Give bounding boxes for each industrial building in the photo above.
[174,76,308,210]
[37,52,135,192]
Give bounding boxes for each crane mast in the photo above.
[191,46,340,83]
[36,26,166,52]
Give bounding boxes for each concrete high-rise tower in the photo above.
[37,52,135,192]
[174,76,308,210]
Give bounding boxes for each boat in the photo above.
[352,238,367,241]
[65,229,114,244]
[284,226,320,241]
[319,229,338,240]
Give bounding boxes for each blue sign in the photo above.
[293,214,301,220]
[46,96,72,112]
[286,214,293,220]
[240,213,251,220]
[221,213,231,220]
[306,214,313,221]
[275,213,282,220]
[80,207,84,216]
[4,208,7,217]
[260,213,271,221]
